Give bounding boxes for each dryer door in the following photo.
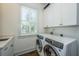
[36,39,42,52]
[43,45,58,56]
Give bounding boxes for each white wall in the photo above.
[0,5,1,34]
[0,3,44,36]
[0,4,1,35]
[1,3,20,36]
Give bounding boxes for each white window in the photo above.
[21,6,38,34]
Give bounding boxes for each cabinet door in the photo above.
[53,3,62,26]
[62,3,77,25]
[44,3,62,27]
[44,4,55,27]
[43,9,50,27]
[14,36,37,54]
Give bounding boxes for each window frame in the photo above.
[19,5,39,35]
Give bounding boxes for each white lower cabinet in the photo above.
[0,39,14,56]
[14,35,37,55]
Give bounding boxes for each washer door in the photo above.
[43,45,58,56]
[36,39,42,52]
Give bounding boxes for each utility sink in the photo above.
[0,38,9,41]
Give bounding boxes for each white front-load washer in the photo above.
[42,37,77,56]
[42,38,60,56]
[36,35,44,56]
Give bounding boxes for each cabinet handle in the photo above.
[11,44,13,47]
[4,47,8,51]
[60,24,63,25]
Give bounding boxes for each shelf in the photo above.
[44,25,79,28]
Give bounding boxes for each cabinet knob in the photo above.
[4,47,8,51]
[11,44,13,47]
[60,24,63,25]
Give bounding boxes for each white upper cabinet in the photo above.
[44,4,54,27]
[62,3,77,26]
[44,3,78,27]
[44,4,62,27]
[53,4,62,26]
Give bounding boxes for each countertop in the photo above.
[39,34,77,45]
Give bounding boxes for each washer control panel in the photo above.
[45,38,52,44]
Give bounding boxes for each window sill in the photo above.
[17,33,38,37]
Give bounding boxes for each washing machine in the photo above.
[43,37,77,56]
[36,35,44,56]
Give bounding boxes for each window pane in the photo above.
[21,6,37,34]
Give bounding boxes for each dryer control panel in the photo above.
[45,38,64,49]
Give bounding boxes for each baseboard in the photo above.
[14,48,36,56]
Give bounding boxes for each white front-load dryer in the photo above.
[43,37,77,56]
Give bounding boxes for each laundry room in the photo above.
[0,2,79,56]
